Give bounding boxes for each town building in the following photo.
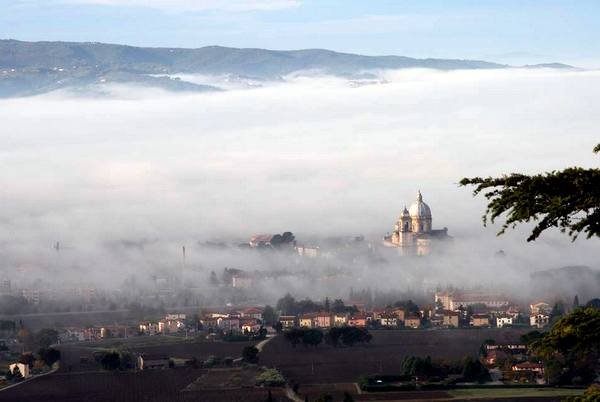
[347,315,367,327]
[139,322,160,336]
[279,315,297,329]
[242,307,263,321]
[471,314,491,327]
[530,313,550,329]
[299,314,315,328]
[442,310,460,327]
[314,313,332,328]
[9,362,30,378]
[404,316,421,329]
[435,290,510,311]
[496,315,513,328]
[383,191,450,255]
[333,313,348,326]
[378,313,398,327]
[530,302,551,315]
[137,354,170,370]
[512,362,544,375]
[296,245,320,258]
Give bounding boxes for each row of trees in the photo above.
[399,355,490,383]
[275,294,359,317]
[283,326,372,348]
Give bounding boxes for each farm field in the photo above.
[56,337,258,372]
[448,387,584,399]
[261,328,530,384]
[0,367,291,402]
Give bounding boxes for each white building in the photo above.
[530,313,550,329]
[496,316,513,328]
[9,362,31,378]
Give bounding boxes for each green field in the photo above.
[449,387,584,399]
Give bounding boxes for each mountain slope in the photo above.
[0,39,573,97]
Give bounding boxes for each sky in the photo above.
[1,0,600,67]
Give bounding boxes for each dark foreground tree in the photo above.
[532,307,600,385]
[242,346,259,363]
[460,144,600,241]
[38,347,61,366]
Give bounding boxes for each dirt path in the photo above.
[256,334,276,352]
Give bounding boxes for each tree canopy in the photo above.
[532,307,600,359]
[460,144,600,241]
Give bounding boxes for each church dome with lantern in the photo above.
[408,190,432,219]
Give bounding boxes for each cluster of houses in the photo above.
[198,307,264,335]
[483,343,545,384]
[278,306,423,330]
[59,324,139,342]
[433,291,553,329]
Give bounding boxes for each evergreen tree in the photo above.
[573,295,580,310]
[460,144,600,241]
[324,297,330,312]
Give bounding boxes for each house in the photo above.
[299,314,315,328]
[137,354,169,370]
[200,316,218,330]
[242,307,263,321]
[333,313,348,326]
[241,318,261,334]
[435,290,510,311]
[393,309,406,321]
[429,314,444,327]
[279,315,297,328]
[347,315,367,327]
[158,319,185,334]
[249,234,274,248]
[83,327,102,341]
[165,313,186,321]
[217,317,241,333]
[60,327,86,342]
[9,362,30,378]
[471,314,491,327]
[485,349,508,365]
[530,302,551,315]
[232,274,253,289]
[296,245,320,258]
[378,313,398,327]
[530,313,549,329]
[506,307,521,320]
[512,362,544,374]
[442,310,460,327]
[496,315,513,328]
[139,322,159,336]
[404,316,421,329]
[314,313,332,328]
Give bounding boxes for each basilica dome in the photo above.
[408,190,432,218]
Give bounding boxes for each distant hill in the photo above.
[0,39,574,97]
[530,265,600,302]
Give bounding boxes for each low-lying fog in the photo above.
[1,68,599,301]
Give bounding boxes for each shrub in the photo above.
[255,368,285,387]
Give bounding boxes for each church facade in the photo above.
[383,191,449,255]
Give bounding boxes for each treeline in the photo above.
[358,356,490,392]
[283,326,371,348]
[275,293,358,316]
